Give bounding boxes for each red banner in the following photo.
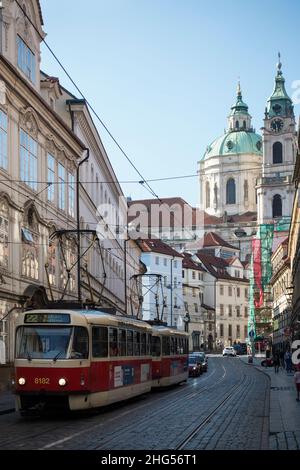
[252,238,263,307]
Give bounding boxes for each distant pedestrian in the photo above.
[294,364,300,402]
[280,350,284,369]
[285,350,293,373]
[273,353,280,374]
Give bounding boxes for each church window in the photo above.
[273,142,283,164]
[205,181,210,208]
[243,120,246,129]
[272,194,282,218]
[226,178,236,204]
[0,110,8,170]
[17,36,36,84]
[244,180,248,202]
[235,121,239,129]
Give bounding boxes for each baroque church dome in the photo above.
[202,84,262,160]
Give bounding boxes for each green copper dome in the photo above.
[266,54,294,119]
[202,130,262,160]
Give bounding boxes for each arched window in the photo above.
[243,120,246,129]
[205,181,210,208]
[235,120,239,129]
[272,194,282,218]
[273,142,283,164]
[226,179,236,204]
[244,180,248,202]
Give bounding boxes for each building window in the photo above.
[220,304,224,315]
[192,271,196,280]
[58,163,65,211]
[20,129,37,191]
[68,172,75,218]
[228,286,232,296]
[155,256,159,265]
[244,325,248,338]
[174,276,178,288]
[273,142,283,164]
[48,240,56,286]
[163,258,167,266]
[244,306,248,317]
[244,180,248,202]
[21,208,39,280]
[17,35,36,83]
[164,276,167,287]
[205,181,210,208]
[0,110,8,170]
[272,194,282,218]
[228,324,232,337]
[47,154,55,202]
[194,303,198,313]
[245,288,248,298]
[220,324,224,337]
[236,306,240,317]
[226,178,236,204]
[174,260,178,268]
[236,324,240,338]
[235,120,239,129]
[237,287,240,297]
[228,305,232,317]
[0,202,9,268]
[182,270,185,278]
[235,270,240,278]
[220,285,224,295]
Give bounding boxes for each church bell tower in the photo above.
[257,54,296,225]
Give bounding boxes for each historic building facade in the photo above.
[0,1,86,363]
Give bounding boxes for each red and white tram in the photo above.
[13,308,188,414]
[151,325,189,387]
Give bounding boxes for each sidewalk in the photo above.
[240,356,300,449]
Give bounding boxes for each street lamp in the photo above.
[183,312,190,333]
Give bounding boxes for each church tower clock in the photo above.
[257,54,296,225]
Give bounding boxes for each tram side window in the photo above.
[162,336,170,356]
[151,336,161,357]
[185,338,188,354]
[92,327,108,358]
[174,337,178,355]
[127,330,133,356]
[71,327,89,359]
[133,330,140,356]
[140,332,146,355]
[109,328,119,357]
[147,333,152,355]
[119,329,127,356]
[170,337,175,355]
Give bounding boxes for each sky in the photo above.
[40,0,300,206]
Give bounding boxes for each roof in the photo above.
[202,129,262,161]
[182,252,206,272]
[196,251,248,283]
[36,1,44,26]
[202,232,237,250]
[136,239,183,258]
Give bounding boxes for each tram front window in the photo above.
[16,326,72,360]
[16,326,88,360]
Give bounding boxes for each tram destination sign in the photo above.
[24,313,71,324]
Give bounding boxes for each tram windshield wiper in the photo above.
[53,350,64,362]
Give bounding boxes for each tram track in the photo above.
[0,360,221,449]
[174,371,249,449]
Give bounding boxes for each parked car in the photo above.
[189,352,208,372]
[188,356,202,377]
[223,346,237,357]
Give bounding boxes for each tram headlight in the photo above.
[58,378,67,387]
[18,377,26,385]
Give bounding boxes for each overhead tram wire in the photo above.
[14,0,159,201]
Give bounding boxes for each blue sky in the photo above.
[40,0,300,206]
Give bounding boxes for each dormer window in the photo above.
[17,35,36,84]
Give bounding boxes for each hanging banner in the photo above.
[252,237,263,307]
[248,254,256,339]
[260,224,274,289]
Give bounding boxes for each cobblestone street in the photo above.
[0,358,270,450]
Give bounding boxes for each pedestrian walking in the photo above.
[273,352,280,373]
[294,364,300,402]
[285,350,293,374]
[280,349,284,369]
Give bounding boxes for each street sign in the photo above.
[249,330,255,338]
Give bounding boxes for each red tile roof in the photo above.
[182,252,206,272]
[196,251,248,283]
[202,232,237,250]
[136,239,183,258]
